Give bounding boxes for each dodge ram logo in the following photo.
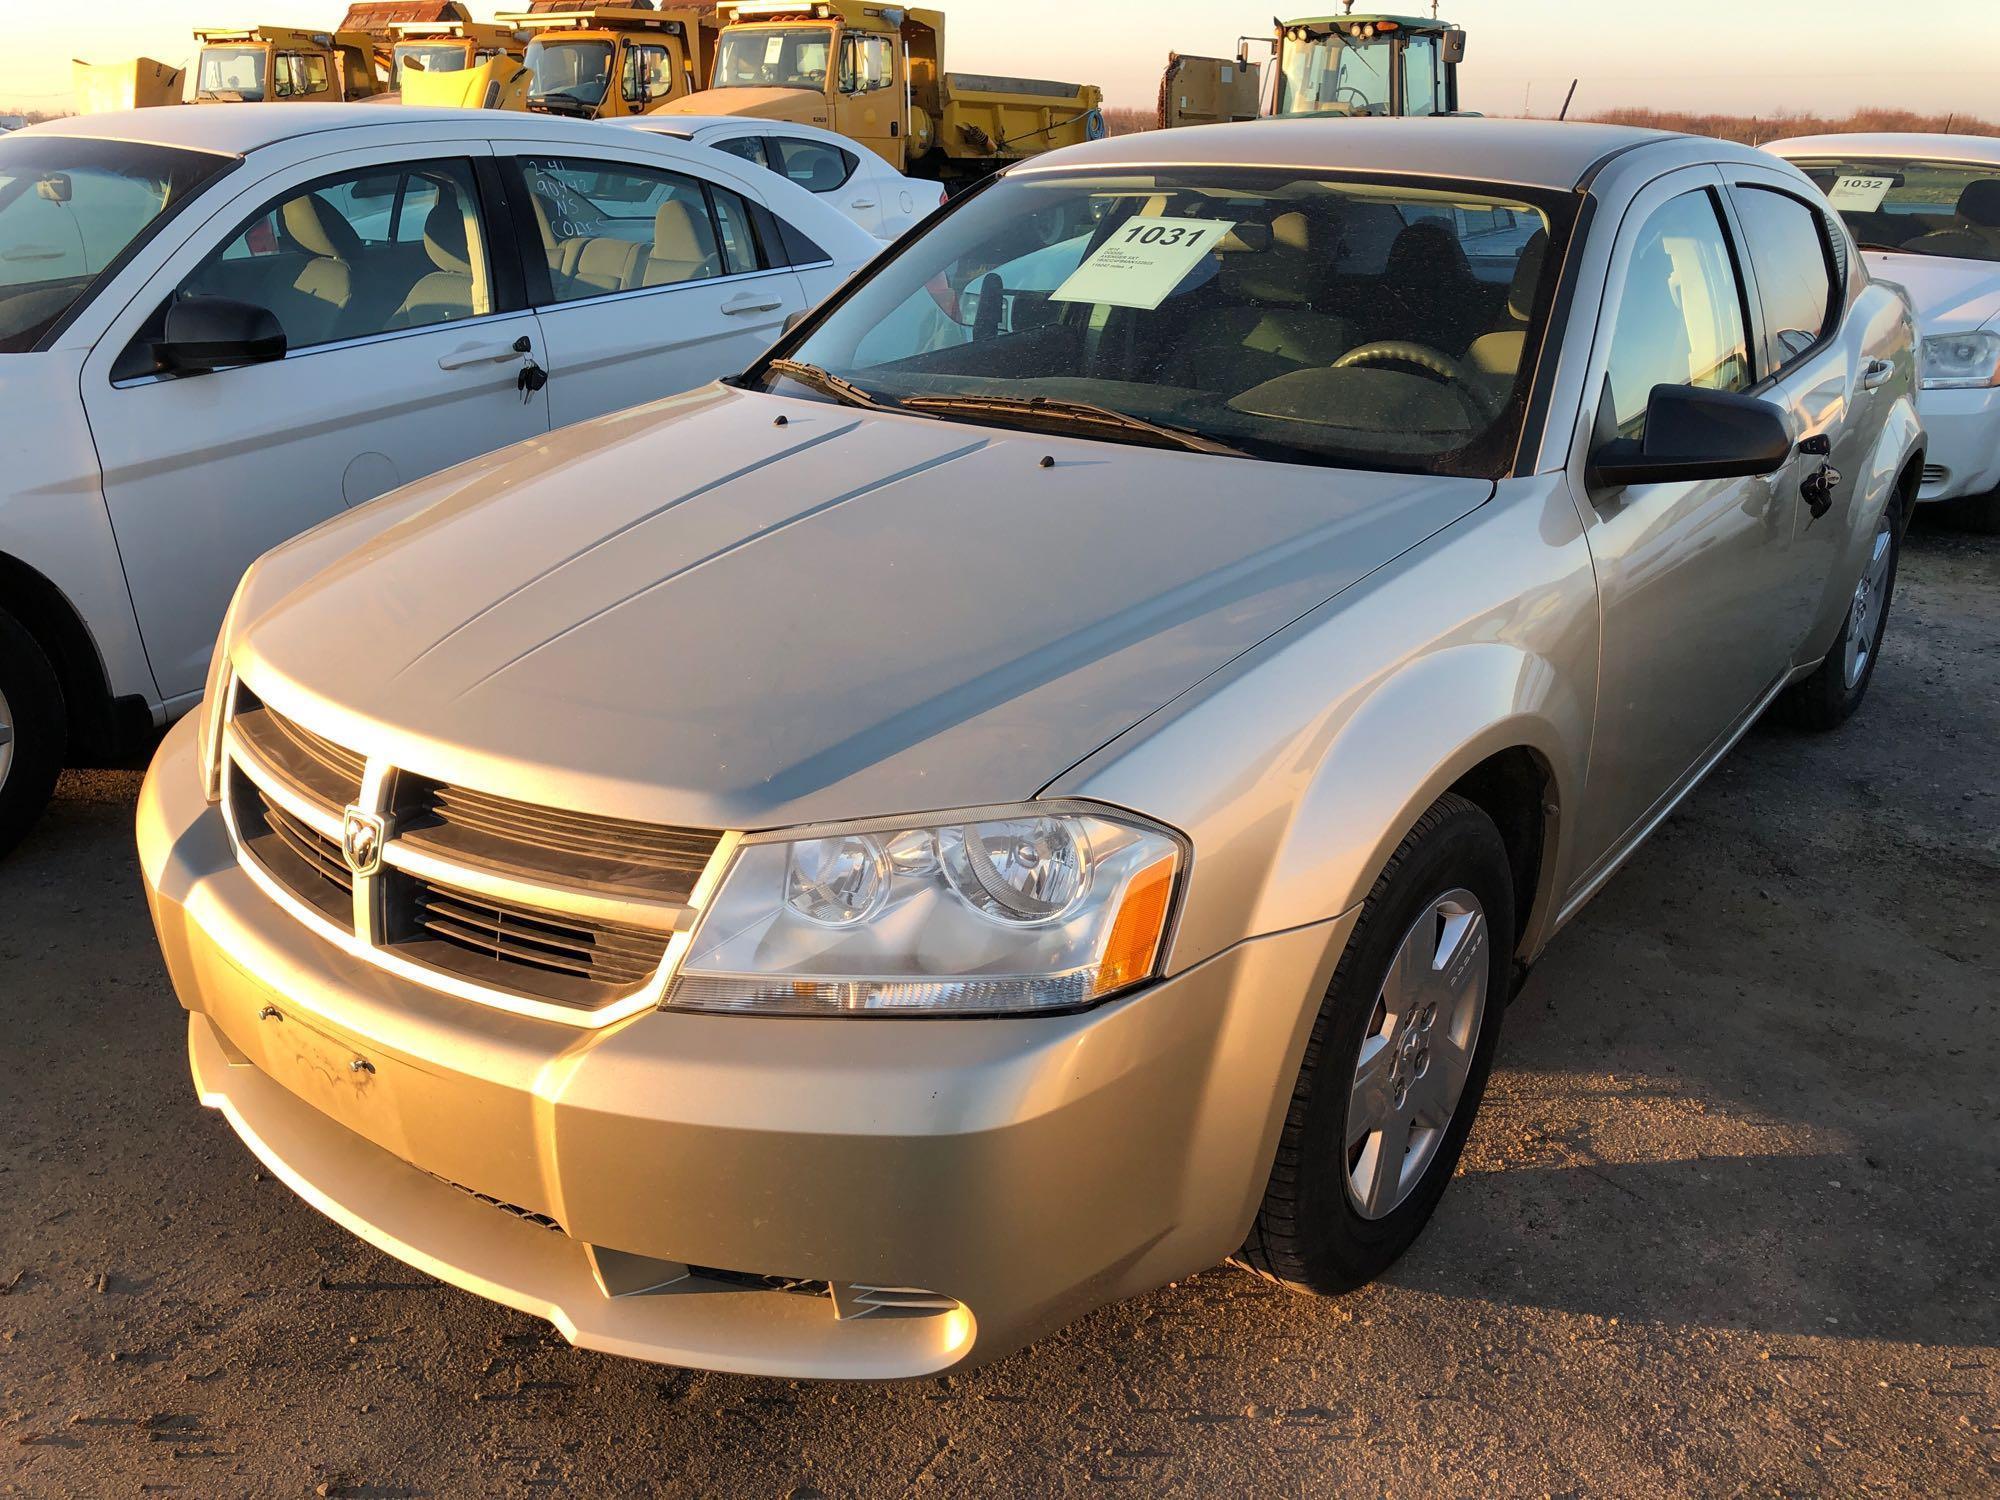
[341,808,385,877]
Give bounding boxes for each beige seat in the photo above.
[276,192,358,345]
[561,235,643,294]
[1171,212,1353,394]
[638,201,722,287]
[1466,228,1549,385]
[392,199,480,328]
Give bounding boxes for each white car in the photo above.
[612,115,947,239]
[0,104,874,853]
[1770,132,2000,529]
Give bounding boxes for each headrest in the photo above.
[1506,228,1548,322]
[650,201,707,263]
[423,199,470,275]
[281,193,355,261]
[1385,219,1470,280]
[529,191,558,248]
[1956,178,2000,228]
[1270,211,1310,252]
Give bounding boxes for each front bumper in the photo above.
[1915,384,2000,502]
[139,714,1346,1378]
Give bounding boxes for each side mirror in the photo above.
[158,296,287,375]
[782,309,809,334]
[1588,384,1791,488]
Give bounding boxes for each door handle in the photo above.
[848,198,877,210]
[720,294,785,317]
[1862,357,1894,390]
[437,336,531,371]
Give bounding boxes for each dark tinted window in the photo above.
[1733,186,1835,371]
[711,135,770,170]
[773,138,857,194]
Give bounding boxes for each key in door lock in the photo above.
[1800,463,1840,520]
[517,359,548,400]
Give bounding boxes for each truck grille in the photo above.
[219,677,726,1026]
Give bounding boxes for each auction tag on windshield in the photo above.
[1049,217,1235,312]
[1827,175,1893,211]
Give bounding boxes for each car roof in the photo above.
[1009,117,1761,192]
[614,115,853,146]
[1765,132,2000,166]
[13,103,640,158]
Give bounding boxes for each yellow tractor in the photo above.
[1161,8,1468,128]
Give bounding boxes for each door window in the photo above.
[621,43,675,108]
[774,138,858,194]
[1731,185,1837,373]
[710,135,771,170]
[1400,36,1440,116]
[273,52,330,99]
[173,159,492,354]
[1602,190,1752,441]
[522,157,738,299]
[839,34,895,93]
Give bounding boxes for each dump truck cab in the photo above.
[389,20,529,89]
[1161,10,1466,128]
[663,2,1103,186]
[191,27,385,103]
[502,4,711,120]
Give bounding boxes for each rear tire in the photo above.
[1239,793,1514,1294]
[0,605,66,858]
[1775,504,1900,731]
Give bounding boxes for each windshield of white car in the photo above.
[0,137,232,353]
[526,39,613,108]
[714,26,833,90]
[1790,156,2000,264]
[760,166,1569,478]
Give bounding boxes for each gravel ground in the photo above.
[2,519,1995,1498]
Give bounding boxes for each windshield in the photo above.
[196,45,268,102]
[0,136,231,353]
[526,38,613,107]
[1277,35,1393,116]
[714,26,833,90]
[1788,156,2000,263]
[766,167,1567,477]
[392,42,468,86]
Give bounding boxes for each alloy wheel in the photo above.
[1843,513,1895,690]
[0,683,14,794]
[1343,889,1490,1220]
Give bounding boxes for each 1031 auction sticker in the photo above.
[1050,216,1236,312]
[1826,175,1893,212]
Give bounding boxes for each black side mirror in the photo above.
[1589,383,1791,488]
[158,296,286,375]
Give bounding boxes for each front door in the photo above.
[508,151,806,430]
[832,29,903,169]
[81,148,548,702]
[1568,171,1798,882]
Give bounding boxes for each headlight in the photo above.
[667,804,1184,1017]
[1920,330,2000,389]
[195,578,247,801]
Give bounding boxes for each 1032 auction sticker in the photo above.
[1050,216,1236,312]
[1826,175,1893,212]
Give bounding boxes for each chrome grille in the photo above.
[219,678,725,1026]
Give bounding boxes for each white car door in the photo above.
[80,145,549,703]
[505,148,810,430]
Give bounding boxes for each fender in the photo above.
[1054,478,1599,976]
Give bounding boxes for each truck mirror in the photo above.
[1442,30,1468,64]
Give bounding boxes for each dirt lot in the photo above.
[2,520,1995,1498]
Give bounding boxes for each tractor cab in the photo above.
[1160,9,1466,129]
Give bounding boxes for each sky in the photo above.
[4,0,1997,118]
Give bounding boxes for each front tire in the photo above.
[1240,793,1514,1294]
[0,606,66,857]
[1775,504,1899,731]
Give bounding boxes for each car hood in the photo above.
[652,87,821,123]
[237,386,1490,831]
[1864,250,2000,331]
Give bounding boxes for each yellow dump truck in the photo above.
[72,58,186,113]
[499,4,716,119]
[655,1,1105,187]
[190,26,387,103]
[398,53,536,108]
[338,1,484,80]
[388,19,530,89]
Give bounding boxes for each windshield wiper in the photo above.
[899,393,1247,457]
[1856,240,1930,255]
[766,358,905,414]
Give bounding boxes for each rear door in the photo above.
[80,145,548,702]
[1718,167,1867,656]
[500,148,809,429]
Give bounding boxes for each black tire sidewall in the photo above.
[1285,799,1515,1290]
[0,607,66,857]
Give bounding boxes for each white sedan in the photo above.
[1770,132,2000,530]
[0,104,875,853]
[612,115,947,239]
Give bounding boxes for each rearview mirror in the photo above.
[35,173,72,203]
[158,296,287,375]
[1588,384,1791,488]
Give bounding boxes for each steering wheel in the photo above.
[1321,86,1378,115]
[1332,340,1496,425]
